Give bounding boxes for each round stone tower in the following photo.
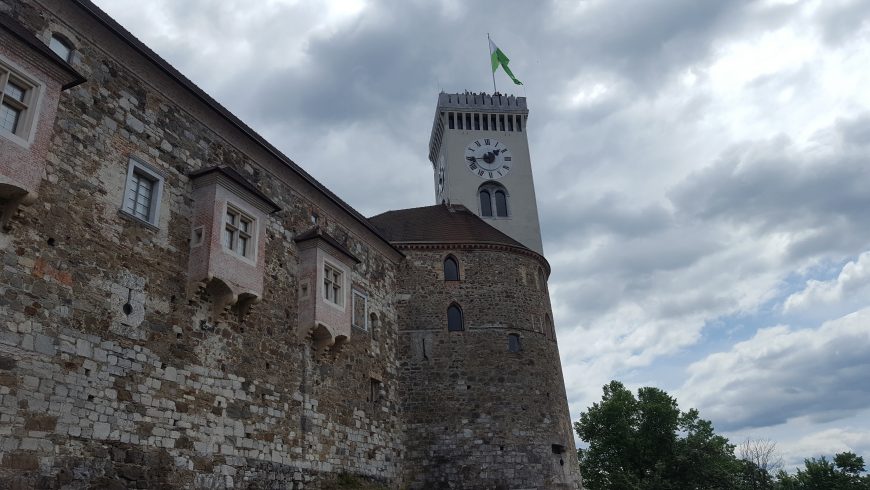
[370,204,582,489]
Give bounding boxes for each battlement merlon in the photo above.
[436,91,529,112]
[428,92,530,165]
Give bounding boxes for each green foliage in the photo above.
[776,453,870,490]
[575,380,870,490]
[575,381,740,489]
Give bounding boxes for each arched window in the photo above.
[495,190,508,217]
[508,333,521,352]
[49,34,73,62]
[447,304,464,331]
[444,256,459,281]
[478,182,508,219]
[479,190,492,217]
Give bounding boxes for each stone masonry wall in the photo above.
[396,247,582,490]
[0,1,405,488]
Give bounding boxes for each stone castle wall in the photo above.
[395,247,581,489]
[1,1,405,487]
[0,1,583,489]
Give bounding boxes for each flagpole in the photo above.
[488,33,497,93]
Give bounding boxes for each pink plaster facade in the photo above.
[0,30,66,212]
[296,236,357,349]
[187,170,276,314]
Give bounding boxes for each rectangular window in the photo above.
[507,115,514,131]
[482,114,489,131]
[465,113,472,130]
[516,115,522,132]
[121,159,163,226]
[491,114,497,130]
[323,262,343,306]
[473,113,480,130]
[352,290,368,330]
[499,114,505,131]
[456,112,463,129]
[224,206,255,258]
[369,378,382,403]
[448,112,454,129]
[0,64,37,140]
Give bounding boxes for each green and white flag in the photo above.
[490,39,523,86]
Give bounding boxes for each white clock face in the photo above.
[465,138,512,179]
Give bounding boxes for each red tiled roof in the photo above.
[368,204,528,249]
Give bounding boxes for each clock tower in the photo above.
[428,92,544,255]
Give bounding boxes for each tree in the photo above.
[575,380,742,489]
[737,438,782,489]
[739,438,784,475]
[776,452,870,490]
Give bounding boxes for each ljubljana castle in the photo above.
[0,1,582,488]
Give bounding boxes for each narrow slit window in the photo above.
[447,304,464,332]
[369,378,382,403]
[352,290,368,330]
[495,190,508,217]
[479,190,492,217]
[508,334,521,352]
[444,256,459,281]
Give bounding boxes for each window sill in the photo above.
[221,246,257,266]
[0,129,34,149]
[118,209,159,231]
[323,299,345,311]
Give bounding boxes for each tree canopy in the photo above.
[575,380,738,489]
[575,380,870,490]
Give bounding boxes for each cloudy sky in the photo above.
[93,0,870,469]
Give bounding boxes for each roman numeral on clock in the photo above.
[484,139,490,145]
[475,141,482,147]
[478,170,484,176]
[504,157,512,162]
[469,163,478,170]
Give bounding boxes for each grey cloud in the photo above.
[683,308,870,431]
[814,0,870,46]
[669,127,870,260]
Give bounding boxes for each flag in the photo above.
[490,39,523,86]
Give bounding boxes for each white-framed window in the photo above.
[223,205,255,259]
[0,61,39,143]
[49,34,73,62]
[352,290,368,330]
[323,261,344,306]
[121,159,163,227]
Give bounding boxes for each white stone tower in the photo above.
[428,92,544,254]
